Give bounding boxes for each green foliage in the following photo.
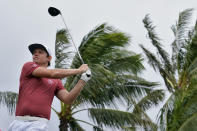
[55,23,163,131]
[88,108,153,130]
[0,91,18,114]
[133,90,165,113]
[55,29,72,69]
[141,8,197,131]
[69,118,86,131]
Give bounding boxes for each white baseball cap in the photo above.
[28,43,52,66]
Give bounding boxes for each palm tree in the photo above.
[54,23,164,131]
[0,91,18,114]
[140,8,197,131]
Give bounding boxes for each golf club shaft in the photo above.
[60,15,85,64]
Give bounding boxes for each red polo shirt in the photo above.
[15,62,64,120]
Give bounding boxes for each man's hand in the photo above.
[57,69,91,104]
[80,69,91,83]
[78,64,89,74]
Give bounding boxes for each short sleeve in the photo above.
[22,62,40,77]
[55,79,65,95]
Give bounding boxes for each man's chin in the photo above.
[33,60,39,64]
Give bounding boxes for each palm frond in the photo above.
[168,87,197,131]
[108,52,144,74]
[69,117,86,131]
[143,15,172,74]
[73,69,158,109]
[160,68,176,91]
[122,126,136,131]
[140,44,176,91]
[171,9,194,72]
[133,90,165,113]
[123,75,158,100]
[0,91,18,115]
[79,23,130,64]
[55,29,72,69]
[88,108,154,130]
[195,20,197,30]
[178,112,197,131]
[93,126,104,131]
[56,29,70,44]
[75,119,103,131]
[184,24,197,69]
[51,106,60,117]
[188,57,197,77]
[72,64,117,107]
[172,8,193,50]
[80,23,114,48]
[126,95,156,131]
[157,93,174,131]
[139,44,161,72]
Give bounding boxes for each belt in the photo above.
[16,116,49,123]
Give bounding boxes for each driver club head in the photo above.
[48,7,61,16]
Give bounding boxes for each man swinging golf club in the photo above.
[8,43,91,131]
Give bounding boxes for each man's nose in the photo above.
[33,52,39,56]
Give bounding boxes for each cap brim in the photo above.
[28,43,49,55]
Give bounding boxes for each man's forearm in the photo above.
[32,64,88,79]
[50,68,82,78]
[67,80,86,104]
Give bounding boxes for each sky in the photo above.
[0,0,197,131]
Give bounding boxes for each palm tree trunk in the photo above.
[59,105,72,131]
[59,118,69,131]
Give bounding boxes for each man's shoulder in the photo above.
[20,62,40,77]
[22,62,39,68]
[23,61,36,66]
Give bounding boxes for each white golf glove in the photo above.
[80,69,91,83]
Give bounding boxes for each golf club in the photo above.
[48,7,84,64]
[48,7,91,77]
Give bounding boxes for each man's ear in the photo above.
[48,56,52,62]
